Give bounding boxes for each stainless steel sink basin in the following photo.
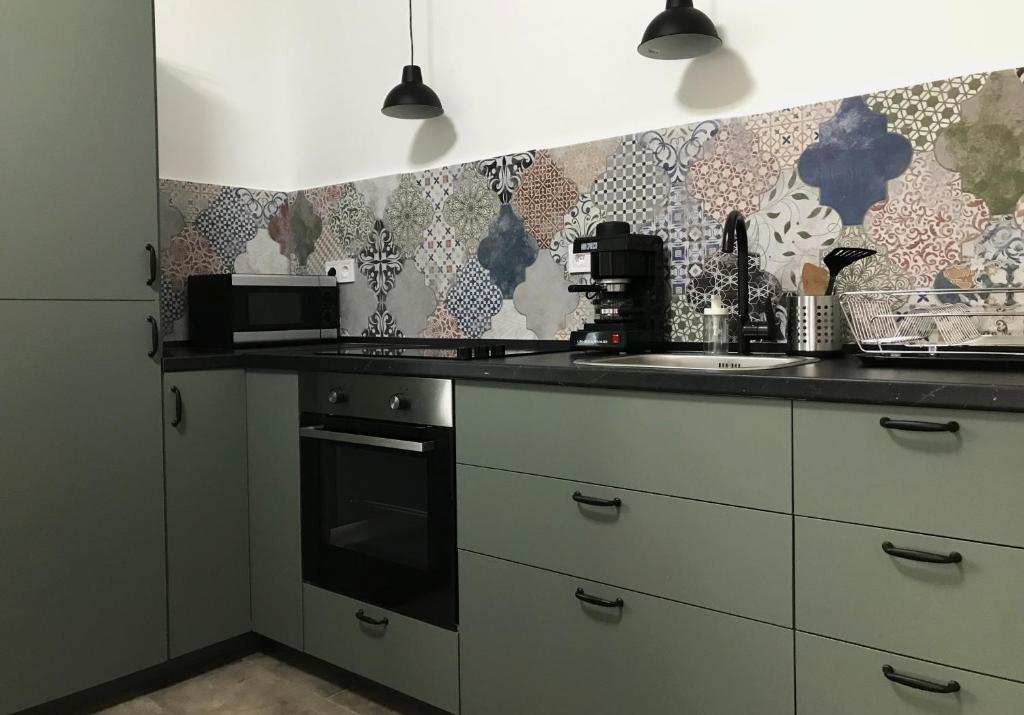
[573,353,818,372]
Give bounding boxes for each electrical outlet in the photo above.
[325,259,355,284]
[568,252,591,275]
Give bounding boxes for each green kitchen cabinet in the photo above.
[0,301,166,714]
[164,370,250,658]
[0,0,159,300]
[246,371,304,650]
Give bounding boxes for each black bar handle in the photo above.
[568,284,603,293]
[882,665,960,694]
[575,588,624,609]
[147,316,159,358]
[145,244,157,286]
[882,541,962,565]
[572,491,622,508]
[355,609,389,627]
[170,386,183,428]
[879,417,959,433]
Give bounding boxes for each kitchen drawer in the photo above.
[797,633,1024,715]
[456,382,791,512]
[459,550,794,715]
[458,464,792,625]
[795,402,1024,546]
[796,517,1024,682]
[302,585,458,713]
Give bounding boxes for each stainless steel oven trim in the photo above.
[299,426,435,453]
[230,274,335,287]
[234,328,325,343]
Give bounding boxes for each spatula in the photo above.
[824,247,877,295]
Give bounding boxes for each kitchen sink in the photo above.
[573,353,818,372]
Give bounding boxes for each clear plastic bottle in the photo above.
[704,295,730,355]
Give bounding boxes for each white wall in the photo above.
[156,0,1024,191]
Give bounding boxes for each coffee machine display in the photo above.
[568,221,668,352]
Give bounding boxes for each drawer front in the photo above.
[797,633,1024,715]
[458,465,792,625]
[302,585,458,713]
[795,402,1024,546]
[456,382,791,512]
[796,518,1024,681]
[459,550,794,715]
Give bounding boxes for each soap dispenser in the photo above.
[703,295,730,355]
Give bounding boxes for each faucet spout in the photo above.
[722,210,751,354]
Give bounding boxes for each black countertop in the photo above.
[163,343,1024,413]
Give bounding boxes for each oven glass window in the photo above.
[246,291,304,327]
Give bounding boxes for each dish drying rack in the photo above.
[840,288,1024,363]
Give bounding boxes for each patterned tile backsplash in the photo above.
[160,66,1024,342]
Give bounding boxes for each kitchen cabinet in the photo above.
[0,0,159,300]
[0,301,166,714]
[164,370,250,658]
[247,371,304,650]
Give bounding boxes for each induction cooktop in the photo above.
[314,341,568,361]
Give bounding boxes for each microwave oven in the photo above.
[187,274,339,347]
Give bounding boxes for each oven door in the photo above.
[232,278,337,343]
[299,416,456,630]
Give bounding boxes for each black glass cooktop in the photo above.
[315,342,567,361]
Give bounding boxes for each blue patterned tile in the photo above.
[476,205,539,298]
[444,258,503,338]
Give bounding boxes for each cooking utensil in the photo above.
[824,247,877,295]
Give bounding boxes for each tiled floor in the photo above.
[98,652,437,715]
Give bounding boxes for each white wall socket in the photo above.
[325,259,355,284]
[567,252,591,275]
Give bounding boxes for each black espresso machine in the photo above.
[569,221,668,352]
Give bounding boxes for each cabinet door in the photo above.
[0,301,165,714]
[0,0,158,299]
[165,370,250,658]
[247,371,303,650]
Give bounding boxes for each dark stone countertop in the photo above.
[163,343,1024,413]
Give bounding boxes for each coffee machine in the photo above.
[568,221,668,352]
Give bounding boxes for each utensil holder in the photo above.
[787,295,843,355]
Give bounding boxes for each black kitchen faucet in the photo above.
[721,210,774,354]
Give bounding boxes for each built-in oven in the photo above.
[299,373,456,631]
[187,274,339,347]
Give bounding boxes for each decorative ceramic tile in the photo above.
[688,121,781,222]
[482,300,538,340]
[363,303,402,338]
[798,97,913,225]
[668,297,704,342]
[687,251,783,313]
[195,188,259,264]
[235,188,288,227]
[512,254,579,339]
[384,174,433,256]
[643,184,722,295]
[354,175,400,218]
[591,136,670,227]
[421,305,467,339]
[548,137,621,192]
[161,224,224,290]
[306,184,375,274]
[414,233,465,298]
[865,152,989,282]
[746,100,842,163]
[866,74,986,151]
[477,152,537,203]
[510,151,579,250]
[159,272,186,336]
[553,299,594,340]
[444,258,504,338]
[476,204,539,298]
[161,179,222,223]
[387,261,437,336]
[158,190,185,247]
[639,120,720,184]
[234,228,290,274]
[747,169,843,291]
[338,269,379,337]
[935,70,1024,214]
[961,218,1024,290]
[358,220,403,299]
[551,193,604,276]
[442,170,500,251]
[833,227,914,293]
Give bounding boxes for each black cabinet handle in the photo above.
[882,665,960,694]
[882,541,962,565]
[145,244,157,286]
[879,417,959,433]
[170,386,183,427]
[575,588,624,609]
[568,284,603,293]
[355,609,389,627]
[572,491,622,508]
[147,316,159,358]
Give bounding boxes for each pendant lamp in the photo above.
[638,0,722,60]
[382,0,444,118]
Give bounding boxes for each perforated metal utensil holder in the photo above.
[787,295,843,355]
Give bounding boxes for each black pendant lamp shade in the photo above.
[382,1,443,118]
[638,0,722,60]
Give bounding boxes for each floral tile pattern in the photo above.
[160,65,1024,344]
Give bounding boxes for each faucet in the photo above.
[721,210,773,354]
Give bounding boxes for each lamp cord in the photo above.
[408,0,414,65]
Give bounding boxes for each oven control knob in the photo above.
[389,394,409,411]
[327,389,346,405]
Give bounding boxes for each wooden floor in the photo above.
[98,652,437,715]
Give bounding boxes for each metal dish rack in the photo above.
[840,288,1024,361]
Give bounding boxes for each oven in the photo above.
[299,373,456,631]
